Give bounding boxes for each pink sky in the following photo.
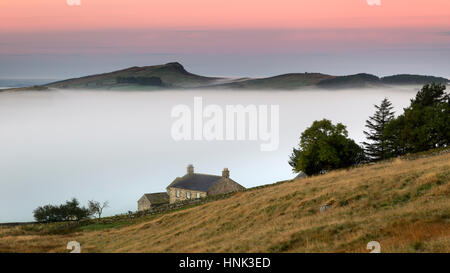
[1,0,450,32]
[1,0,449,79]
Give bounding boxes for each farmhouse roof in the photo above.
[167,173,224,192]
[143,192,169,205]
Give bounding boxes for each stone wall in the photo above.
[134,191,235,217]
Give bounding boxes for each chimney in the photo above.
[187,164,194,174]
[222,168,230,178]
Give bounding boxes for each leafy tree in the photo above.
[88,200,109,219]
[33,198,91,223]
[60,198,91,221]
[33,205,61,223]
[289,119,365,175]
[362,98,395,161]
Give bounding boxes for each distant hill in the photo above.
[211,73,336,90]
[381,74,449,85]
[2,62,448,91]
[316,73,382,89]
[46,62,221,90]
[0,78,58,89]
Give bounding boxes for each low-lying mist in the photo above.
[0,86,420,222]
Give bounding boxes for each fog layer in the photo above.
[0,87,419,222]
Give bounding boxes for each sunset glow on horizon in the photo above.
[1,0,450,32]
[1,0,449,79]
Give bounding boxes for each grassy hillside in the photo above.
[1,150,448,253]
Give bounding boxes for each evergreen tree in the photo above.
[410,83,447,106]
[400,83,449,152]
[362,98,395,161]
[382,83,449,156]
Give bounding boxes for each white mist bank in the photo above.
[0,87,420,222]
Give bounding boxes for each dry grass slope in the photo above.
[1,151,449,253]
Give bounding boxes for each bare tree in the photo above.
[88,200,109,219]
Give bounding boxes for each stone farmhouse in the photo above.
[138,165,245,211]
[137,192,169,211]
